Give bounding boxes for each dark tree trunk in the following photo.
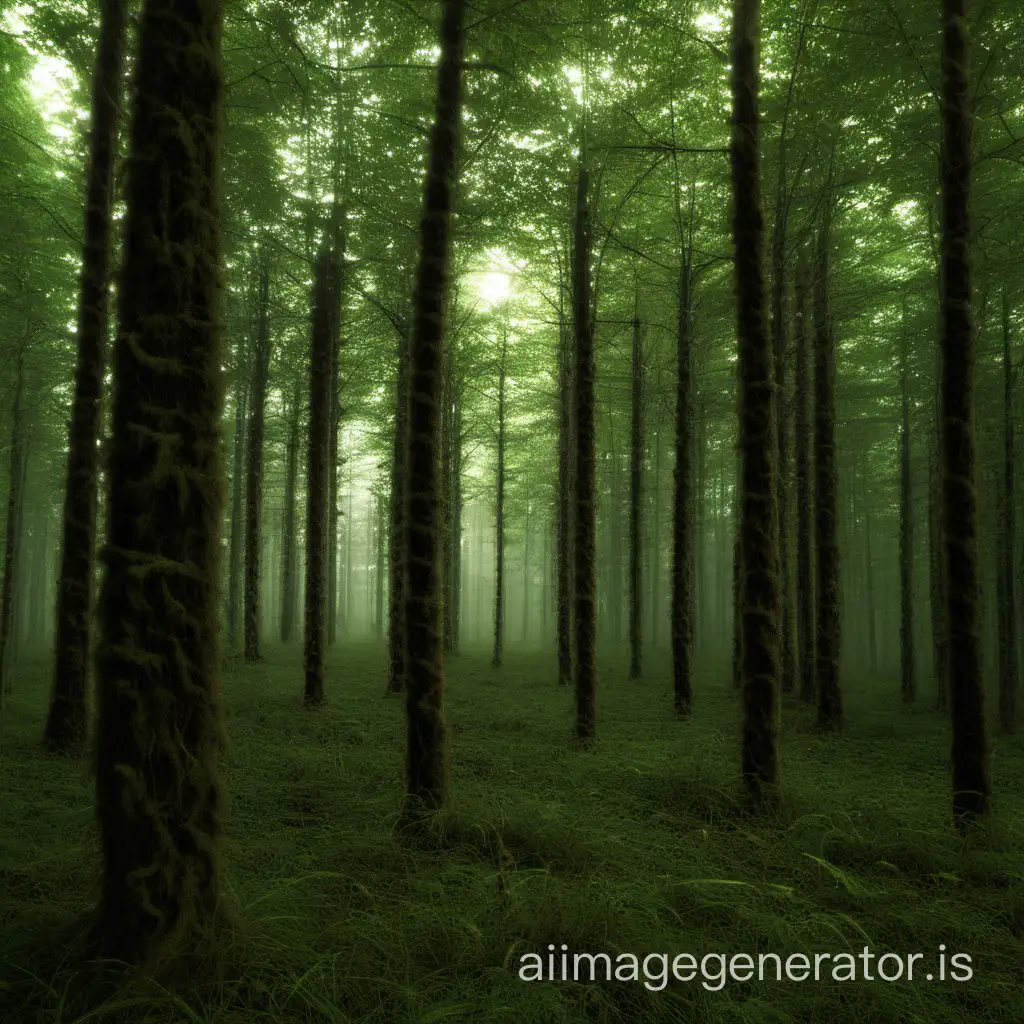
[92,0,228,970]
[492,329,507,667]
[46,0,128,752]
[556,304,574,685]
[303,249,337,707]
[652,405,662,650]
[899,301,916,704]
[404,0,464,810]
[243,260,270,663]
[794,256,815,703]
[441,355,454,651]
[731,0,781,799]
[327,233,346,647]
[672,250,695,715]
[572,163,597,740]
[388,323,410,692]
[813,195,842,733]
[0,351,27,703]
[938,0,989,822]
[771,197,794,696]
[628,314,644,680]
[375,494,386,634]
[280,378,301,643]
[998,289,1017,732]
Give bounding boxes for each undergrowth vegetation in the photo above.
[2,643,1023,1023]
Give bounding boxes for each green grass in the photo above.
[2,641,1023,1023]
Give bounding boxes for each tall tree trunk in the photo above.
[672,249,695,714]
[572,161,597,740]
[651,404,662,650]
[46,0,128,751]
[304,249,337,707]
[813,188,842,732]
[243,260,270,663]
[388,324,410,692]
[0,351,27,703]
[628,314,644,680]
[441,355,454,652]
[404,0,464,809]
[939,0,989,821]
[375,494,386,634]
[794,255,815,703]
[997,289,1016,731]
[492,328,507,667]
[92,0,228,969]
[556,305,574,685]
[731,0,780,798]
[280,378,301,642]
[899,301,916,704]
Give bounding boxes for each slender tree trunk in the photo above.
[628,315,644,679]
[522,497,531,643]
[304,249,337,707]
[492,329,507,667]
[731,0,780,798]
[0,352,27,703]
[404,0,464,809]
[651,405,662,650]
[929,440,949,708]
[997,289,1017,731]
[794,256,815,703]
[572,161,597,740]
[46,0,128,750]
[441,356,454,652]
[939,0,988,821]
[864,502,878,674]
[672,252,695,714]
[813,188,842,732]
[899,302,916,703]
[92,0,228,968]
[280,378,301,643]
[243,260,270,663]
[388,324,410,692]
[375,494,386,634]
[450,386,463,653]
[227,372,246,652]
[556,303,573,684]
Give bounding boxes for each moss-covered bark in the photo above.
[46,0,128,752]
[405,0,464,809]
[226,367,246,652]
[731,0,780,799]
[304,249,336,707]
[628,314,644,681]
[794,256,815,704]
[243,260,270,663]
[572,163,597,740]
[938,0,988,821]
[92,0,228,971]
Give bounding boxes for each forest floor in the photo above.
[1,641,1023,1024]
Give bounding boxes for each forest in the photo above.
[0,0,1022,1020]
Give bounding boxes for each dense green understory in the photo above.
[2,643,1023,1024]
